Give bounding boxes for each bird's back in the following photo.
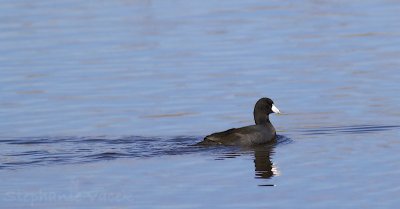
[199,124,276,146]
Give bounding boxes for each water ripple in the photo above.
[298,124,400,136]
[0,135,291,170]
[1,124,397,170]
[7,123,398,171]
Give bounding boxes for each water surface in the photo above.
[1,0,400,208]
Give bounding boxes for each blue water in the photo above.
[1,0,400,208]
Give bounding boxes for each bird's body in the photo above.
[199,124,276,146]
[198,97,280,146]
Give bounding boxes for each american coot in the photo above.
[198,97,281,146]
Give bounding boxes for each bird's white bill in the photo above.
[271,104,281,114]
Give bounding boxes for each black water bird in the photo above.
[198,98,281,146]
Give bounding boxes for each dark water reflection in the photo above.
[253,145,275,180]
[210,142,279,181]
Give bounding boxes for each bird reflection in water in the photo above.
[253,145,279,179]
[214,144,279,184]
[195,135,291,186]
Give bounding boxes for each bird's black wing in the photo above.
[198,128,239,145]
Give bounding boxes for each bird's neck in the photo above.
[254,113,270,125]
